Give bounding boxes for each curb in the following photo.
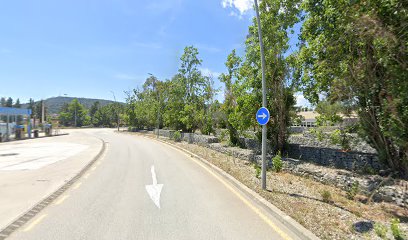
[134,132,319,240]
[0,138,106,240]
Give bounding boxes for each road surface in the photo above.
[0,130,102,231]
[7,129,310,240]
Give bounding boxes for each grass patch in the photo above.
[272,151,283,172]
[321,189,332,203]
[391,218,405,240]
[346,181,359,200]
[374,222,387,239]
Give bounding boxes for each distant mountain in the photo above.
[22,96,122,114]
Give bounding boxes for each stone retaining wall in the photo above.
[153,129,219,145]
[286,144,383,172]
[284,159,408,207]
[150,128,384,173]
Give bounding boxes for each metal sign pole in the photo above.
[254,0,268,190]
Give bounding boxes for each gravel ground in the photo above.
[127,132,408,240]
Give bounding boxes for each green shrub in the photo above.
[391,218,405,240]
[316,129,324,141]
[321,190,332,203]
[173,131,182,142]
[330,129,342,145]
[346,181,359,200]
[254,164,261,179]
[201,119,213,135]
[219,129,229,142]
[272,151,283,172]
[374,223,387,239]
[363,165,377,175]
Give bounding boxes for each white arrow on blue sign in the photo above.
[256,107,270,125]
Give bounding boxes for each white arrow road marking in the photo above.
[257,112,267,119]
[145,165,163,209]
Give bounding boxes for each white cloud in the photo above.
[221,0,253,15]
[200,68,221,78]
[295,92,312,107]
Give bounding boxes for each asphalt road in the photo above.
[8,129,306,240]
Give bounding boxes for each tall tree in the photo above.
[1,97,6,107]
[93,104,116,127]
[237,0,300,152]
[219,50,242,145]
[89,101,100,125]
[159,46,208,132]
[201,75,217,135]
[178,46,207,132]
[296,0,408,176]
[59,99,90,127]
[5,97,13,107]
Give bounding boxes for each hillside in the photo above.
[22,97,121,114]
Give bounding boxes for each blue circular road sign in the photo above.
[256,107,270,125]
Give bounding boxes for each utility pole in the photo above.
[110,91,120,131]
[41,100,45,124]
[254,0,268,190]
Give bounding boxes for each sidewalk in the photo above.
[0,130,103,231]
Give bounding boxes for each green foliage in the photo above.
[126,46,217,134]
[310,128,325,142]
[321,190,332,203]
[254,164,261,179]
[201,115,214,135]
[296,0,408,176]
[58,99,90,127]
[391,218,405,240]
[92,104,118,127]
[219,129,229,142]
[374,223,387,239]
[125,75,165,129]
[228,0,302,152]
[362,165,377,175]
[5,97,13,107]
[315,101,344,126]
[89,101,100,124]
[172,131,182,142]
[330,129,342,145]
[272,151,283,172]
[219,50,241,146]
[346,181,360,200]
[0,97,5,107]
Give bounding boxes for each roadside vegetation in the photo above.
[123,0,408,179]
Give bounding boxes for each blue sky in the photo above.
[0,0,310,106]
